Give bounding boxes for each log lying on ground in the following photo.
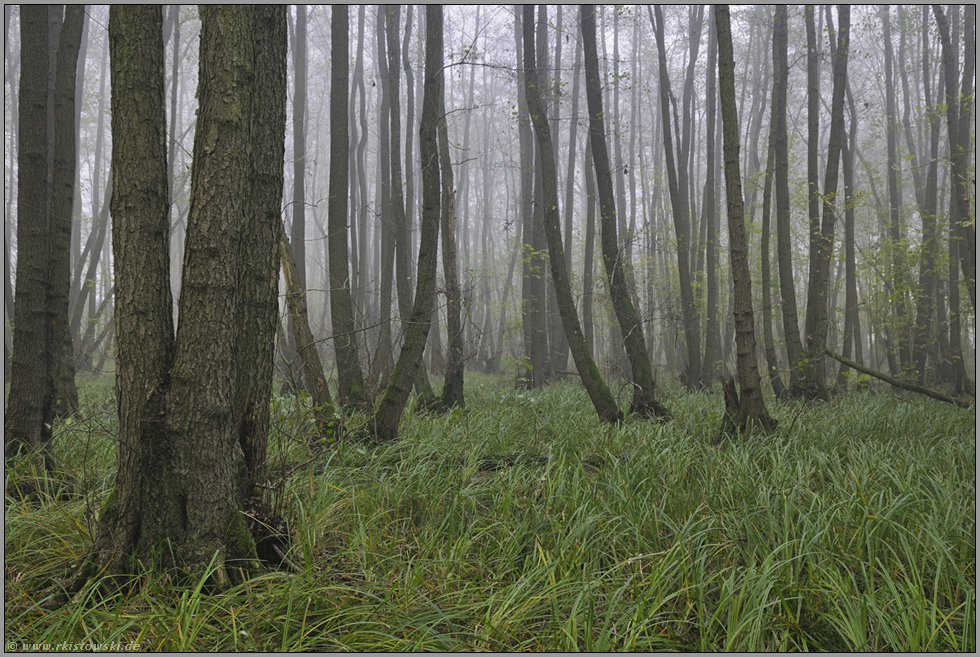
[826,349,973,409]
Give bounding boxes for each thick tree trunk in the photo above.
[715,5,776,440]
[523,5,622,424]
[234,6,288,494]
[583,5,670,420]
[88,7,288,586]
[329,6,368,409]
[371,6,443,443]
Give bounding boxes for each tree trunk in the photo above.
[438,98,464,409]
[649,5,701,390]
[880,6,910,369]
[234,6,288,494]
[371,7,396,390]
[515,5,547,389]
[583,5,670,420]
[5,5,83,467]
[801,5,849,399]
[371,5,444,443]
[290,5,308,291]
[280,233,337,431]
[760,134,787,399]
[582,139,597,358]
[50,6,84,419]
[715,5,776,440]
[771,5,806,394]
[329,6,368,410]
[523,4,622,424]
[702,10,722,388]
[933,5,976,313]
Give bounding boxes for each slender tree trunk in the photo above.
[5,6,83,466]
[771,6,806,394]
[702,10,722,387]
[291,5,308,290]
[372,5,444,442]
[880,7,910,369]
[584,5,670,419]
[50,6,84,419]
[650,5,701,390]
[329,6,368,409]
[933,5,976,313]
[907,7,941,384]
[523,5,622,424]
[760,134,786,399]
[280,233,337,430]
[515,5,547,388]
[438,90,464,409]
[801,5,849,400]
[371,7,395,388]
[715,5,776,440]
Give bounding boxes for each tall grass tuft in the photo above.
[4,375,975,651]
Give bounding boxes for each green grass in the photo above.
[4,374,976,651]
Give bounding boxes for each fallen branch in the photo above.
[825,349,973,409]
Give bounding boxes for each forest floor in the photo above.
[4,372,976,651]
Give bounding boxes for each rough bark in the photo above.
[715,5,776,440]
[523,4,622,424]
[85,7,296,587]
[87,4,175,580]
[583,5,670,420]
[234,6,288,494]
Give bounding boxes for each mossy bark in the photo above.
[85,6,285,589]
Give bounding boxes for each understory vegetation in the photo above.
[4,373,976,651]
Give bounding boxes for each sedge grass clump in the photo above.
[4,372,975,651]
